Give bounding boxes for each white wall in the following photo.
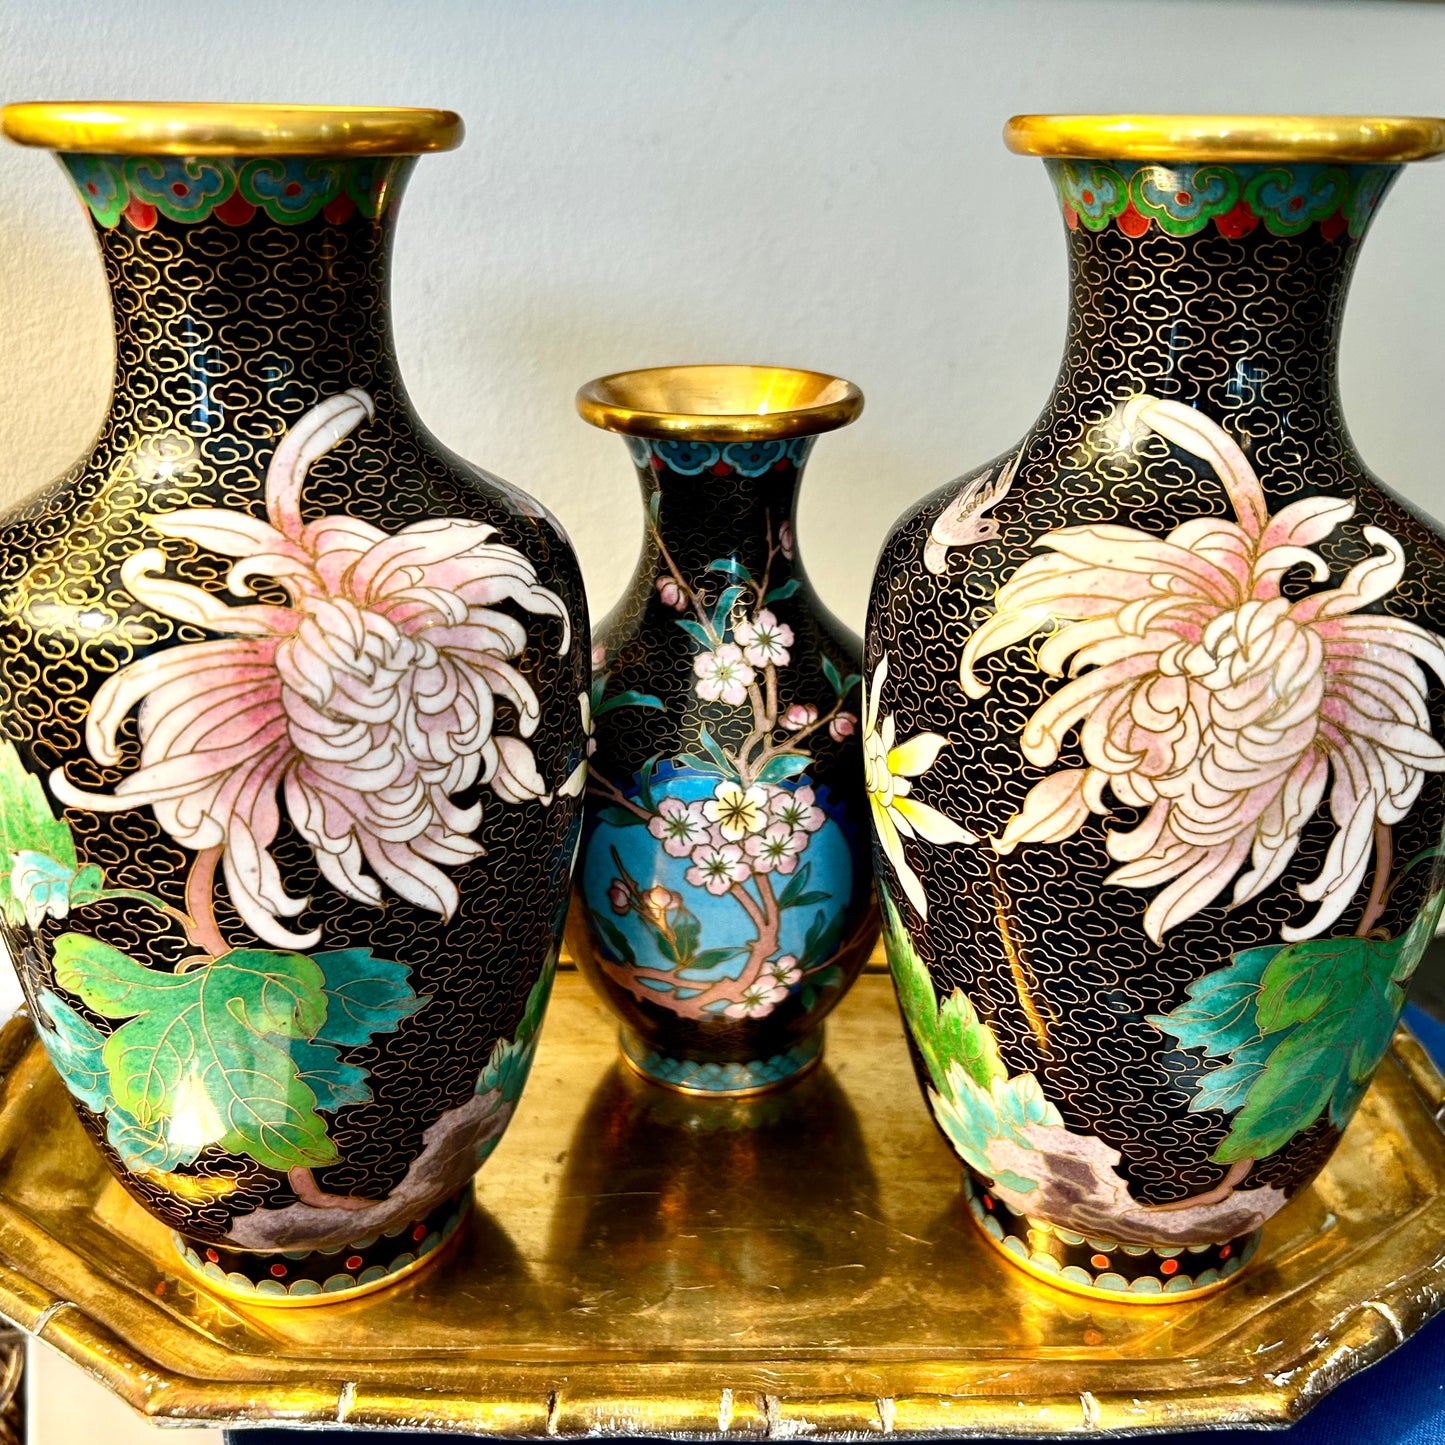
[3,0,1445,643]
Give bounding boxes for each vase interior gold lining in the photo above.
[1005,113,1445,163]
[0,102,463,156]
[576,364,863,442]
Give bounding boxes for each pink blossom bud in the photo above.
[608,882,630,914]
[655,576,686,610]
[781,703,817,732]
[829,711,857,741]
[591,642,607,672]
[779,520,794,560]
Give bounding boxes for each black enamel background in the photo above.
[0,157,589,1242]
[867,192,1445,1207]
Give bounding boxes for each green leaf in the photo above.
[35,989,110,1113]
[765,579,800,604]
[597,805,649,827]
[782,890,830,910]
[593,913,636,966]
[53,935,339,1173]
[707,558,753,583]
[655,928,683,966]
[1151,894,1445,1166]
[689,946,745,971]
[68,865,105,908]
[673,914,701,962]
[755,753,809,784]
[589,673,609,711]
[518,947,557,1043]
[649,491,661,523]
[593,689,665,716]
[880,886,1003,1091]
[0,740,77,927]
[311,949,427,1047]
[675,619,713,648]
[820,655,844,698]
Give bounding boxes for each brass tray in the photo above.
[1,969,1444,1437]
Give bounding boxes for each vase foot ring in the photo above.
[619,1029,823,1098]
[171,1186,471,1308]
[964,1176,1260,1305]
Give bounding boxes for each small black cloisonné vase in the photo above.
[866,114,1445,1303]
[567,366,880,1095]
[0,103,588,1305]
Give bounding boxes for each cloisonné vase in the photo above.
[0,103,587,1304]
[567,366,879,1094]
[866,114,1445,1301]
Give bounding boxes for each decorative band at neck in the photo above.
[1045,158,1397,242]
[59,152,412,230]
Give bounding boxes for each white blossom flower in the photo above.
[685,841,751,895]
[704,781,770,840]
[962,394,1445,942]
[693,643,755,705]
[647,796,711,857]
[724,980,790,1019]
[864,654,977,919]
[744,820,807,874]
[735,610,793,668]
[769,783,825,835]
[768,954,804,987]
[51,389,570,948]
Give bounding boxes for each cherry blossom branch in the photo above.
[649,513,722,645]
[586,769,652,822]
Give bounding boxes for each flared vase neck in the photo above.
[60,151,415,439]
[1044,157,1399,417]
[626,435,814,581]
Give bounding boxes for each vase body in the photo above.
[0,121,587,1303]
[867,149,1445,1300]
[568,369,878,1094]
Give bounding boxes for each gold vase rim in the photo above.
[1,101,463,156]
[1004,113,1445,163]
[576,364,863,442]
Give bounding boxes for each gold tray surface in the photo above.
[1,970,1444,1437]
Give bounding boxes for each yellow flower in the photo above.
[863,654,976,918]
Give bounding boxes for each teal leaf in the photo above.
[288,1038,371,1112]
[764,579,800,604]
[107,1104,197,1173]
[593,689,664,716]
[1148,945,1278,1058]
[776,862,814,908]
[820,655,844,698]
[783,890,831,910]
[755,753,809,784]
[673,914,701,961]
[675,619,713,648]
[707,558,753,583]
[597,805,649,828]
[713,584,747,631]
[35,989,110,1113]
[312,949,427,1047]
[696,727,737,777]
[636,756,660,811]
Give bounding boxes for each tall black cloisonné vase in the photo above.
[866,114,1445,1302]
[0,103,587,1304]
[568,366,880,1095]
